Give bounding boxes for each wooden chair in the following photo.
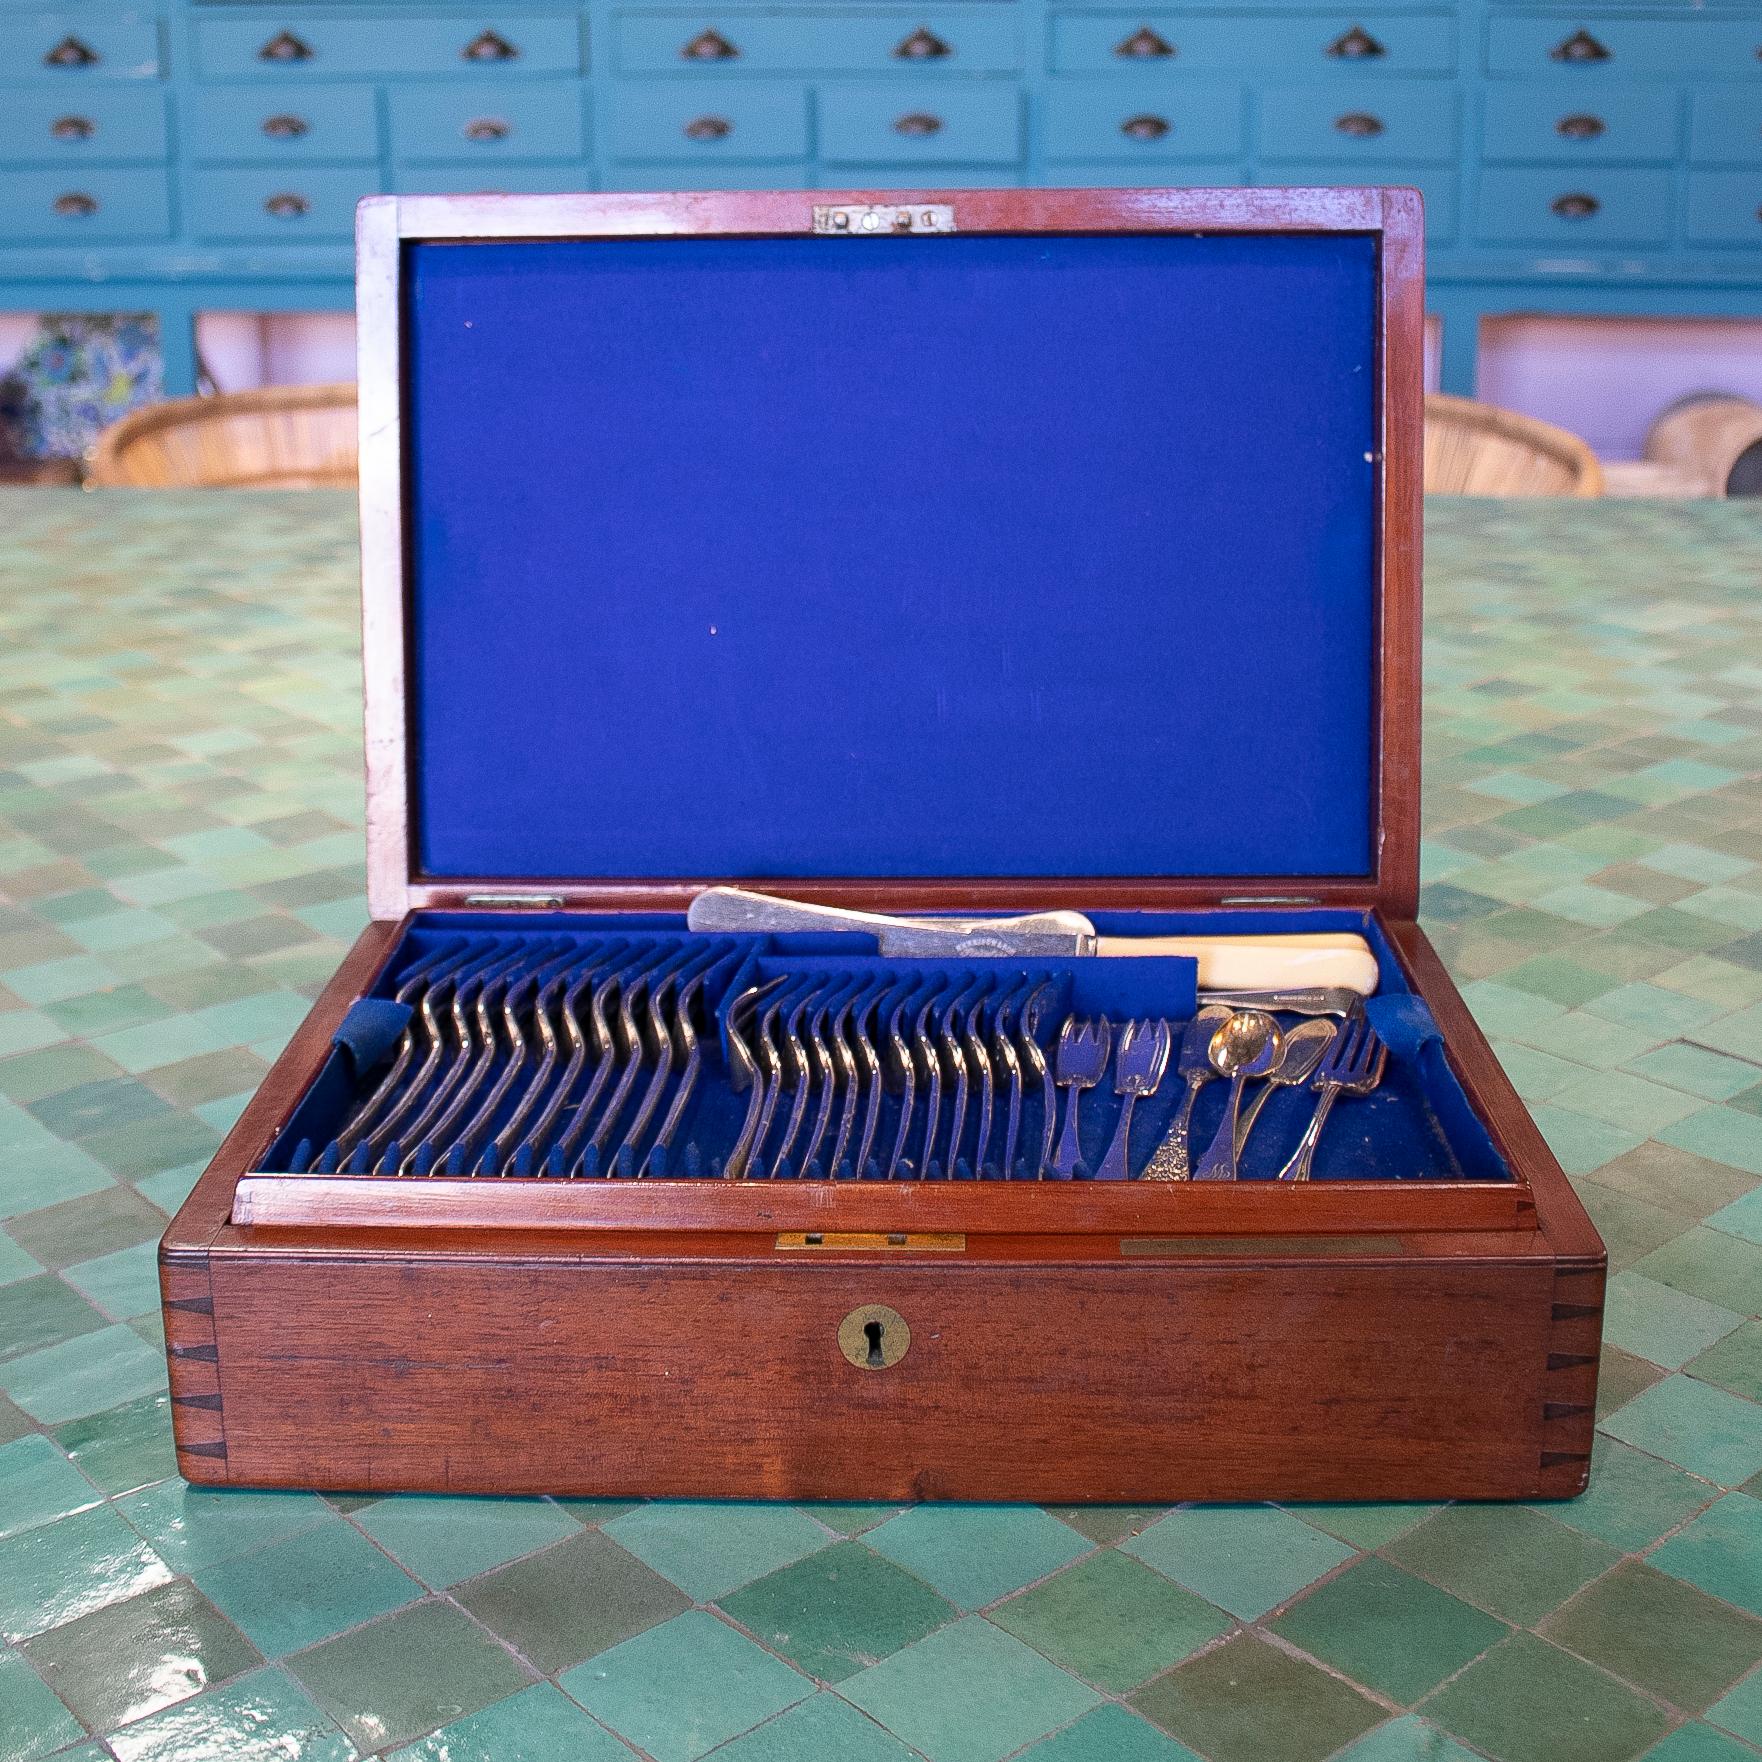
[87,382,357,488]
[1423,393,1603,498]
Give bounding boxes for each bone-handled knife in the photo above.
[687,887,1380,995]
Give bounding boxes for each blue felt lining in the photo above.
[333,998,414,1076]
[404,231,1379,883]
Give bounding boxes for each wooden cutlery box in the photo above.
[160,187,1605,1503]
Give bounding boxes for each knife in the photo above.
[687,887,1380,995]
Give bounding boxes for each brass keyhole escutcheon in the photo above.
[838,1304,909,1370]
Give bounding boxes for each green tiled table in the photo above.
[1,490,1761,1762]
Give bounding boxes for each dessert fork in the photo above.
[1050,1018,1111,1179]
[1095,1018,1171,1181]
[1277,1012,1389,1183]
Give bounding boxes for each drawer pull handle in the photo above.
[258,30,314,62]
[463,116,511,141]
[261,113,309,139]
[1550,28,1610,62]
[1551,192,1599,219]
[53,191,98,217]
[681,28,738,59]
[1555,112,1605,141]
[50,115,96,142]
[265,192,312,218]
[1327,24,1386,59]
[894,26,951,59]
[1120,113,1170,141]
[1114,25,1175,58]
[894,112,942,137]
[683,114,732,141]
[1333,111,1384,138]
[43,34,100,67]
[462,29,518,61]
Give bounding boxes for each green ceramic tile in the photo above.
[1530,1104,1646,1175]
[194,1519,421,1657]
[602,1502,831,1603]
[1333,1718,1487,1762]
[1537,1435,1718,1552]
[0,1503,173,1642]
[1651,1495,1762,1618]
[1604,1271,1746,1370]
[1131,1631,1382,1762]
[1121,1505,1355,1621]
[1421,1633,1671,1762]
[1690,1324,1762,1403]
[22,1576,261,1730]
[1553,1070,1707,1136]
[1043,1506,1166,1546]
[1595,1142,1760,1222]
[289,1598,533,1754]
[1576,1180,1694,1271]
[0,1275,104,1364]
[1708,1664,1762,1745]
[1520,1012,1663,1071]
[1662,1109,1762,1179]
[1604,1377,1762,1488]
[1698,1006,1762,1066]
[452,1528,689,1675]
[1015,1705,1202,1762]
[387,1681,629,1762]
[863,1505,1090,1612]
[1492,1039,1596,1103]
[1270,1556,1508,1704]
[1383,1504,1622,1625]
[562,1610,812,1762]
[0,1322,166,1425]
[6,1184,166,1271]
[1628,1043,1762,1104]
[1590,984,1727,1038]
[719,1539,957,1684]
[1281,1502,1440,1550]
[350,1494,580,1589]
[838,1615,1099,1762]
[0,1433,100,1540]
[1640,1725,1762,1762]
[989,1547,1231,1693]
[59,1239,160,1320]
[0,1043,124,1105]
[787,1502,899,1536]
[1710,1188,1762,1247]
[700,1692,924,1762]
[119,1481,332,1574]
[0,1642,86,1762]
[105,1664,356,1762]
[53,1391,176,1495]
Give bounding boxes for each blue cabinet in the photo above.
[1,0,1757,397]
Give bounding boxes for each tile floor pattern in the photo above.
[0,489,1760,1762]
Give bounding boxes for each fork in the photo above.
[1094,1018,1171,1181]
[1276,1012,1389,1183]
[1049,1018,1112,1179]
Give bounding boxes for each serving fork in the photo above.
[1277,1012,1389,1183]
[1094,1018,1171,1181]
[1050,1018,1111,1179]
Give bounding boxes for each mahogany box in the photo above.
[160,186,1606,1503]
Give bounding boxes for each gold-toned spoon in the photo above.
[1232,1017,1336,1166]
[1191,1010,1283,1182]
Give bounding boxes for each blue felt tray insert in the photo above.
[404,230,1379,883]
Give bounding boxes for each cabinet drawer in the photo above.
[1684,172,1762,245]
[1474,167,1672,246]
[1052,12,1454,76]
[0,13,158,79]
[608,81,807,160]
[0,83,165,158]
[1691,93,1762,167]
[1043,83,1242,162]
[819,83,1021,164]
[1482,85,1679,165]
[1256,165,1456,241]
[1257,81,1456,164]
[187,84,379,163]
[392,162,590,193]
[1486,16,1762,78]
[184,166,380,240]
[193,15,581,78]
[0,166,168,237]
[390,80,583,160]
[615,12,1019,74]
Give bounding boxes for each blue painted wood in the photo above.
[0,0,1757,404]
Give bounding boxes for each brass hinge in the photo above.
[777,1231,965,1251]
[464,892,565,908]
[813,203,956,236]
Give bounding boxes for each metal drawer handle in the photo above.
[1120,113,1170,141]
[258,30,314,62]
[463,116,510,141]
[50,115,96,141]
[1114,25,1175,58]
[1550,28,1610,62]
[1327,24,1386,59]
[894,26,951,59]
[1551,192,1599,219]
[261,113,309,139]
[683,114,732,141]
[1333,111,1384,138]
[894,112,942,137]
[43,34,100,67]
[265,191,311,218]
[681,28,738,59]
[462,29,518,61]
[1555,113,1605,141]
[53,191,98,217]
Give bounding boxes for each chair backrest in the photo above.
[87,383,357,488]
[1423,393,1603,498]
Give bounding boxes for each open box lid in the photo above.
[357,187,1424,923]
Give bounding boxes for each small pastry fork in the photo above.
[1094,1018,1171,1181]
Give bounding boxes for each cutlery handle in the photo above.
[1141,1073,1205,1180]
[1096,939,1378,995]
[1278,1082,1342,1183]
[1049,1082,1084,1179]
[1192,1073,1248,1181]
[1095,1093,1138,1181]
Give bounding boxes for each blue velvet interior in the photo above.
[260,909,1511,1185]
[405,232,1380,882]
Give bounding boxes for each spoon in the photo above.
[1232,1017,1336,1164]
[1191,1010,1283,1182]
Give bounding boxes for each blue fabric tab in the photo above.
[1366,994,1443,1062]
[332,998,413,1074]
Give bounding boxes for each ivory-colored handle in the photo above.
[1094,935,1380,996]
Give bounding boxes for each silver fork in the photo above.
[1095,1019,1171,1181]
[1050,1018,1112,1179]
[1277,1013,1389,1183]
[1141,1005,1231,1181]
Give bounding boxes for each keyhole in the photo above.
[839,1304,909,1369]
[864,1319,886,1367]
